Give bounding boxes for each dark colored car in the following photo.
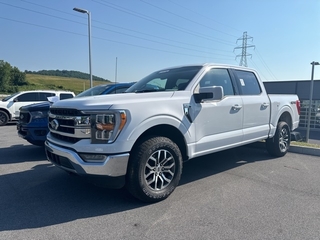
[17,82,135,146]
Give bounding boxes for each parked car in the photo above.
[44,63,300,202]
[17,83,135,146]
[0,90,75,126]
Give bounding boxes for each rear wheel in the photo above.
[0,110,9,126]
[126,136,182,203]
[266,121,290,157]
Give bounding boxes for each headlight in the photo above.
[89,110,127,144]
[30,111,48,119]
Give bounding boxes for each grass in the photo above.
[291,141,320,149]
[15,74,112,95]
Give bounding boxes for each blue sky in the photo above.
[1,0,320,83]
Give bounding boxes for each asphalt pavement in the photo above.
[1,124,320,240]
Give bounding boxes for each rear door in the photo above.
[232,69,271,142]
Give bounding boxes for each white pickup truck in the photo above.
[45,64,300,202]
[0,90,75,126]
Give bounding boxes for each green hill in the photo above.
[22,74,112,94]
[25,70,107,82]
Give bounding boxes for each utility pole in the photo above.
[234,31,255,67]
[115,57,118,83]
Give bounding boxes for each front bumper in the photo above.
[17,124,48,146]
[45,140,130,188]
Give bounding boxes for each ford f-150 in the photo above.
[45,64,300,202]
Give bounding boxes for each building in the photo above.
[264,80,320,130]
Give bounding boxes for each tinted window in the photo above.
[199,68,234,95]
[234,70,261,95]
[76,85,111,98]
[60,93,74,100]
[16,93,38,101]
[39,93,55,101]
[110,87,131,94]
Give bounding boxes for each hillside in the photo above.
[25,70,107,82]
[22,74,112,94]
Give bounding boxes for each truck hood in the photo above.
[51,92,177,110]
[20,101,51,111]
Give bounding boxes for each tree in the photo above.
[0,60,11,92]
[11,67,27,86]
[0,60,27,93]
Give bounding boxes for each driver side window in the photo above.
[198,68,235,96]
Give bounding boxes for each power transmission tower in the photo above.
[234,31,255,67]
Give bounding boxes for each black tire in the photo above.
[126,136,183,203]
[0,110,9,126]
[266,121,291,157]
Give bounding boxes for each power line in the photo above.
[254,48,277,80]
[140,0,238,39]
[2,1,234,55]
[0,16,234,61]
[248,58,268,80]
[167,0,243,34]
[93,0,235,46]
[19,0,234,52]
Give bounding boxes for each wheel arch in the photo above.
[269,106,294,137]
[131,124,189,162]
[0,108,11,121]
[278,111,293,131]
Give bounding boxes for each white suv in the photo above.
[0,90,75,126]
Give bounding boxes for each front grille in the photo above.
[48,108,91,144]
[51,132,80,144]
[19,111,31,124]
[50,108,83,116]
[48,117,75,134]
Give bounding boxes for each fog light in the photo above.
[79,154,107,163]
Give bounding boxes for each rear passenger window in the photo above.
[234,70,261,95]
[60,93,74,100]
[39,93,55,101]
[199,68,234,96]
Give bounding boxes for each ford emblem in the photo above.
[50,119,59,130]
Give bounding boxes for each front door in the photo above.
[191,68,244,156]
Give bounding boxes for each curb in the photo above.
[249,142,320,157]
[289,145,320,157]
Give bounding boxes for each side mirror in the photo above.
[13,97,19,102]
[195,86,224,103]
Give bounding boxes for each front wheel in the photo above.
[126,136,183,203]
[266,121,291,157]
[0,110,9,126]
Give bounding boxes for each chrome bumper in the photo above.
[45,140,129,177]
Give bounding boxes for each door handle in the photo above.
[232,104,242,110]
[261,103,269,108]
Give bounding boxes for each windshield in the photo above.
[2,92,20,102]
[76,85,111,98]
[125,66,202,93]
